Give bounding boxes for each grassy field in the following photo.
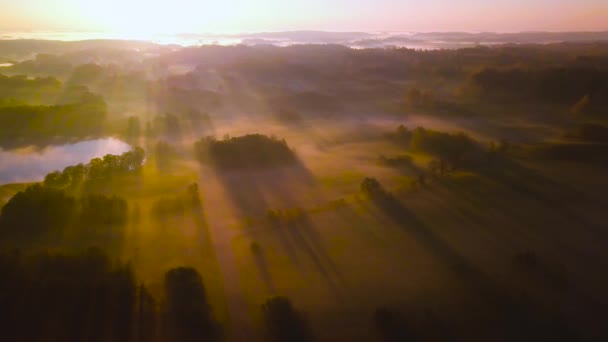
[2,114,608,341]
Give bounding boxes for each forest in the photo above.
[1,38,608,341]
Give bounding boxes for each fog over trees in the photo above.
[1,34,608,341]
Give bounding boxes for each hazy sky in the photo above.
[1,0,607,33]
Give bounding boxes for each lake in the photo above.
[0,138,131,184]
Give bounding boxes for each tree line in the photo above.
[0,94,107,149]
[0,250,224,342]
[44,148,145,191]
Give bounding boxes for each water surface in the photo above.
[0,138,131,184]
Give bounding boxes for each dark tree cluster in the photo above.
[79,194,128,227]
[470,66,608,110]
[361,177,394,203]
[0,250,222,342]
[262,296,314,342]
[0,184,128,245]
[44,148,145,190]
[0,73,62,104]
[387,126,480,171]
[0,249,136,342]
[194,134,297,169]
[410,127,479,168]
[0,94,107,148]
[0,184,75,240]
[163,267,221,342]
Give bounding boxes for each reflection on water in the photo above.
[0,63,13,67]
[0,138,131,184]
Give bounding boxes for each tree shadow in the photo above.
[292,212,343,283]
[362,178,579,340]
[213,159,316,219]
[267,217,302,269]
[477,158,607,236]
[267,211,344,303]
[251,243,277,294]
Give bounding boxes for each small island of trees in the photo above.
[194,134,297,169]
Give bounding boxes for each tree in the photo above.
[163,267,220,342]
[0,184,75,239]
[262,296,314,342]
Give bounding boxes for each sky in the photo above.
[1,0,607,34]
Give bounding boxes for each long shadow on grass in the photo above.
[251,244,277,295]
[365,181,580,340]
[477,158,608,237]
[213,159,315,219]
[267,212,344,302]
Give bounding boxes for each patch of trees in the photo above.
[469,66,608,109]
[0,250,222,342]
[0,94,107,148]
[0,184,76,240]
[163,267,221,341]
[361,177,396,203]
[0,249,136,342]
[44,148,145,190]
[0,73,62,104]
[194,134,297,169]
[2,53,73,78]
[0,184,128,244]
[262,296,314,342]
[387,126,481,170]
[410,127,479,168]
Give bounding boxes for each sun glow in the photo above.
[77,0,238,37]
